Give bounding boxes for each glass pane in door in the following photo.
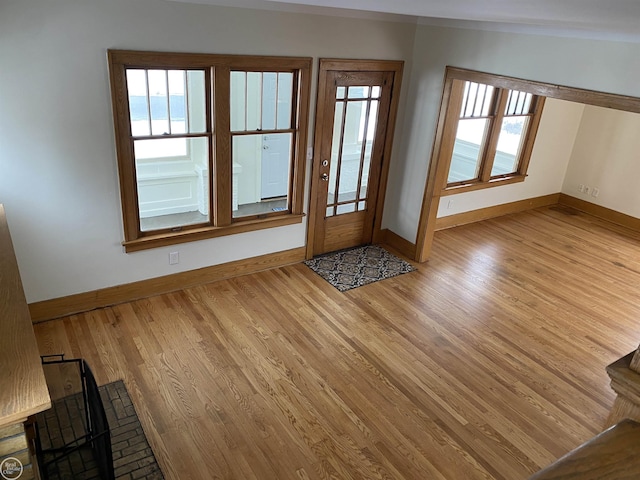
[326,86,380,217]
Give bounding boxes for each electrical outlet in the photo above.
[591,187,600,198]
[169,251,179,265]
[578,184,585,193]
[584,186,591,195]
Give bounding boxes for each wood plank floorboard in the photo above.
[33,206,640,479]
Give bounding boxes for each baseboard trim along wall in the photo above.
[435,193,561,231]
[29,247,306,323]
[434,191,640,235]
[558,194,640,232]
[31,193,640,323]
[382,229,417,259]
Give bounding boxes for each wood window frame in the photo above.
[415,66,640,263]
[441,73,546,196]
[107,50,311,253]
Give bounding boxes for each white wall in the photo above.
[384,24,640,242]
[0,0,415,303]
[5,0,640,303]
[562,105,640,217]
[436,99,584,217]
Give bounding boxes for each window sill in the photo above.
[123,213,305,253]
[441,174,526,196]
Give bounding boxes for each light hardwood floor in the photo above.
[33,206,640,479]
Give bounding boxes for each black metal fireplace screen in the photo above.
[35,355,115,480]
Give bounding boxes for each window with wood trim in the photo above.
[107,50,311,252]
[442,74,545,194]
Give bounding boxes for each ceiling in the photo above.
[167,0,640,42]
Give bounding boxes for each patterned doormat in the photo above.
[304,245,415,292]
[36,380,164,480]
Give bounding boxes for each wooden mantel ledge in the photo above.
[0,204,50,428]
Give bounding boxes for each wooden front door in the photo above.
[308,59,403,257]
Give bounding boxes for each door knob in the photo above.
[321,173,329,181]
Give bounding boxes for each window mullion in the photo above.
[480,89,508,183]
[213,66,232,226]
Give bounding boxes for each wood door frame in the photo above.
[415,66,640,263]
[305,58,404,259]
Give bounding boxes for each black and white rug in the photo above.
[304,245,415,292]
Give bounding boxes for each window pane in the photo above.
[232,133,292,218]
[246,72,262,131]
[461,82,494,118]
[126,69,150,136]
[262,72,277,130]
[230,71,246,131]
[359,100,378,200]
[491,116,528,177]
[505,90,533,116]
[328,101,344,201]
[448,118,488,184]
[186,70,206,134]
[337,203,356,214]
[148,70,170,135]
[134,138,187,159]
[232,72,294,132]
[127,69,206,137]
[276,73,293,129]
[347,86,370,99]
[135,137,209,231]
[363,100,379,140]
[338,101,365,203]
[328,98,378,209]
[336,86,346,99]
[168,70,186,134]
